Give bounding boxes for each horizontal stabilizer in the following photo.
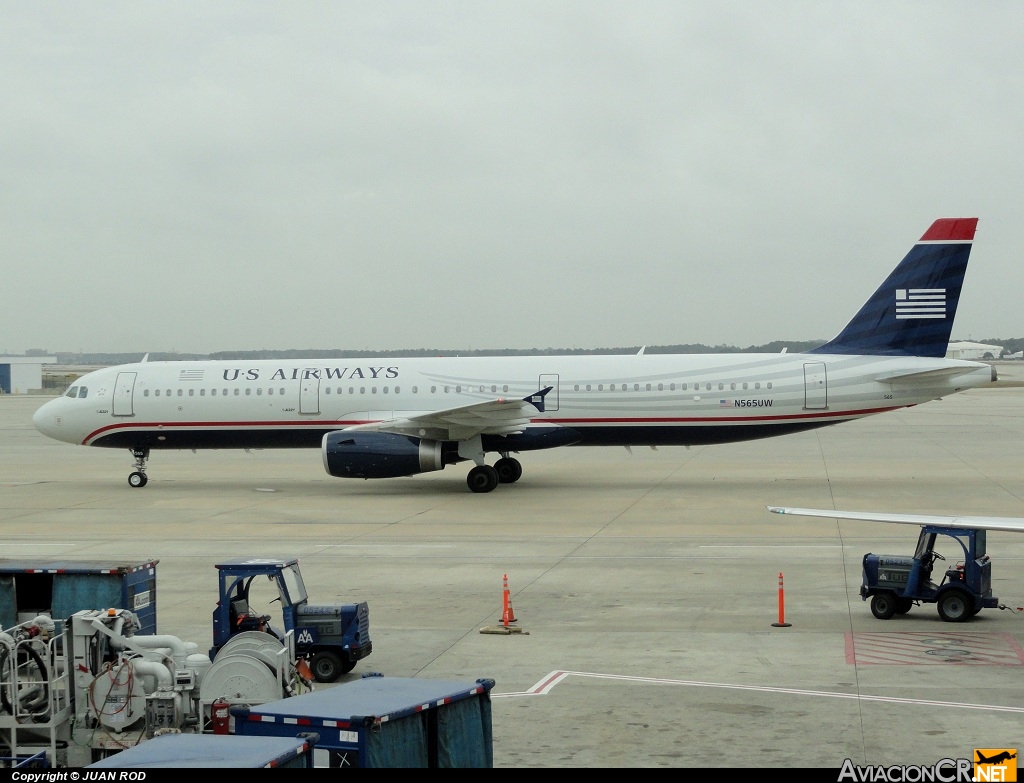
[768,506,1024,534]
[872,365,993,383]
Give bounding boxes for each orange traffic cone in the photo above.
[500,573,517,626]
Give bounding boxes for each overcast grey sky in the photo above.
[2,2,1021,355]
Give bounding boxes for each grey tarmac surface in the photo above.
[3,365,1024,768]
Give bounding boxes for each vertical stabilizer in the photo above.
[810,218,978,358]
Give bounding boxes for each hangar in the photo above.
[944,340,1004,360]
[0,354,56,394]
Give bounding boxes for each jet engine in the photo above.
[322,431,448,479]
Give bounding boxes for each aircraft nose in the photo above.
[32,398,63,439]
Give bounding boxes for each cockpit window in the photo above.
[65,386,78,398]
[78,387,88,398]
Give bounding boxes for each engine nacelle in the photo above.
[323,430,445,479]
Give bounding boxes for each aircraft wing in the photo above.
[342,387,553,441]
[767,506,1024,533]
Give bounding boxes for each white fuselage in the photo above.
[32,352,995,451]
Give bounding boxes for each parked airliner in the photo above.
[33,217,995,493]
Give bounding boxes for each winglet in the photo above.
[526,386,553,413]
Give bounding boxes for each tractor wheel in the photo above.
[870,593,897,620]
[311,650,343,683]
[937,590,972,623]
[895,598,913,614]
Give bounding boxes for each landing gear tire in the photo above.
[494,457,523,484]
[467,465,499,493]
[128,471,148,488]
[870,593,897,620]
[937,589,972,623]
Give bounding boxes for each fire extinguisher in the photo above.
[211,698,231,735]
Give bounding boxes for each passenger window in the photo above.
[395,386,400,394]
[256,388,262,396]
[767,382,773,389]
[456,385,461,393]
[325,387,331,395]
[634,383,640,391]
[234,389,240,396]
[268,388,273,395]
[176,389,181,396]
[755,382,760,389]
[189,389,195,396]
[502,385,508,392]
[586,384,592,391]
[383,387,388,394]
[431,386,437,393]
[245,388,251,396]
[730,383,736,390]
[412,386,418,393]
[658,383,663,391]
[646,383,651,391]
[360,387,365,394]
[371,387,377,394]
[201,389,206,396]
[743,383,748,390]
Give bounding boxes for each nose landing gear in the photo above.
[128,447,150,488]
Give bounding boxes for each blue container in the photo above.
[0,559,158,634]
[86,732,318,768]
[233,675,494,768]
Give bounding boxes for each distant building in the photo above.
[945,341,1004,361]
[0,355,57,394]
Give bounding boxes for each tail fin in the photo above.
[810,218,978,358]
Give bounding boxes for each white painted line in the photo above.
[492,670,1024,714]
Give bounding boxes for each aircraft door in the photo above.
[300,376,320,415]
[538,374,559,411]
[803,362,827,410]
[113,372,137,417]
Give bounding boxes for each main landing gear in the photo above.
[466,455,523,493]
[128,447,150,488]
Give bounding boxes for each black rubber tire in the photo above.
[894,598,913,615]
[870,593,897,620]
[128,471,148,488]
[311,650,344,683]
[467,465,499,493]
[494,457,523,484]
[937,589,972,623]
